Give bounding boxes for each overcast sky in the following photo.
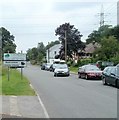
[0,0,118,53]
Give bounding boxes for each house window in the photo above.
[54,51,56,55]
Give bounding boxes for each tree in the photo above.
[55,23,85,59]
[86,25,112,44]
[0,27,16,53]
[110,25,119,42]
[37,42,46,56]
[95,36,119,60]
[45,40,60,50]
[26,47,38,61]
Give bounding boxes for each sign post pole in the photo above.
[8,66,10,81]
[21,67,23,80]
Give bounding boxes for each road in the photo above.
[23,64,117,118]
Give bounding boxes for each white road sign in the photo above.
[4,53,26,61]
[3,53,26,68]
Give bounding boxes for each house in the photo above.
[78,42,100,58]
[46,44,62,63]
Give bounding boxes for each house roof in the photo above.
[84,42,100,53]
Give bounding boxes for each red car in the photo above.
[78,64,102,80]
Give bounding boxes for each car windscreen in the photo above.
[85,65,100,71]
[46,63,52,66]
[56,64,68,69]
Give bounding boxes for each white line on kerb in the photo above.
[30,84,49,118]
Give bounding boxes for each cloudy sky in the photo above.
[0,0,118,53]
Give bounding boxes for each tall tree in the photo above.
[0,27,16,53]
[110,25,119,42]
[55,23,85,59]
[86,25,119,44]
[37,42,46,56]
[95,36,119,60]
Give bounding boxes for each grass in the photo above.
[1,66,36,96]
[70,66,78,73]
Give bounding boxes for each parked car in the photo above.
[41,63,46,70]
[78,64,102,80]
[96,61,114,70]
[102,66,119,88]
[54,64,70,77]
[49,64,59,72]
[45,63,52,71]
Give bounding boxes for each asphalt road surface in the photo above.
[23,64,117,118]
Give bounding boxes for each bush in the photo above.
[110,55,119,65]
[30,60,37,65]
[76,58,92,67]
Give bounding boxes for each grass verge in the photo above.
[70,66,78,73]
[1,66,36,96]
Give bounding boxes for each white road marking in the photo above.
[10,96,21,116]
[30,84,49,118]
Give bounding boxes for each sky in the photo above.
[0,0,118,53]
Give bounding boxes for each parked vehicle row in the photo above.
[41,61,70,77]
[78,63,119,88]
[41,62,119,88]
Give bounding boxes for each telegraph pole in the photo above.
[65,30,67,62]
[48,42,50,63]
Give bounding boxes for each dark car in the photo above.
[78,64,102,80]
[41,63,46,70]
[102,66,119,88]
[45,63,52,71]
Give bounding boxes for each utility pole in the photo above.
[100,5,104,27]
[48,42,50,63]
[65,30,67,62]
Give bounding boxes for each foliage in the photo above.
[0,27,16,53]
[55,23,85,59]
[86,25,119,44]
[27,42,46,64]
[37,42,46,56]
[110,25,119,42]
[45,40,60,50]
[94,36,119,61]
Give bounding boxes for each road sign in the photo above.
[4,61,26,67]
[3,53,26,68]
[4,53,26,61]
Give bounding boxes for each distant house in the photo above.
[78,42,100,58]
[46,44,62,63]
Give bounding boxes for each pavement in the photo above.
[1,95,48,118]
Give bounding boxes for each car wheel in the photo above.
[78,73,81,78]
[116,80,119,89]
[102,78,107,85]
[54,74,56,77]
[85,74,88,80]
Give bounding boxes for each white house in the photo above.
[46,44,62,63]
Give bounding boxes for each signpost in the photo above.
[3,53,26,80]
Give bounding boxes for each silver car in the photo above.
[54,64,70,77]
